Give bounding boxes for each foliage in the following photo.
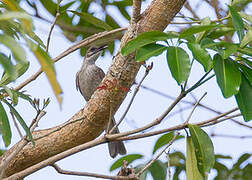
[111,130,251,180]
[121,4,252,122]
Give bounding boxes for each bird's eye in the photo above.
[90,47,97,52]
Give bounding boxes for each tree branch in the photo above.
[3,107,236,180]
[51,164,133,180]
[1,0,186,177]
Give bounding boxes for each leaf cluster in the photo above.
[110,128,251,180]
[121,5,252,122]
[0,0,55,149]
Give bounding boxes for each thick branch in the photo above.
[1,0,186,177]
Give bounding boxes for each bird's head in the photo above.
[85,45,107,63]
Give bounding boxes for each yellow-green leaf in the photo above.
[3,99,34,145]
[0,34,26,62]
[0,53,16,82]
[70,11,112,31]
[228,5,245,43]
[188,124,215,179]
[240,29,252,48]
[27,40,63,105]
[186,136,203,180]
[0,61,30,86]
[3,0,33,33]
[0,101,11,147]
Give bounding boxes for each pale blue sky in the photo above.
[1,0,251,179]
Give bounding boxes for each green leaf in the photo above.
[242,58,252,68]
[1,0,33,32]
[240,29,252,48]
[238,63,252,85]
[27,40,63,105]
[187,43,213,72]
[215,154,232,160]
[0,61,30,86]
[0,34,26,62]
[228,5,245,42]
[105,14,120,29]
[0,53,16,81]
[28,32,47,49]
[153,132,183,154]
[233,153,251,169]
[3,99,34,145]
[173,166,185,180]
[166,46,191,85]
[235,75,252,121]
[213,54,241,98]
[11,90,33,105]
[213,161,229,180]
[121,31,179,56]
[0,101,11,147]
[169,151,185,167]
[242,163,252,180]
[207,27,235,40]
[186,137,203,180]
[135,44,167,62]
[196,17,211,43]
[60,1,76,12]
[239,12,252,24]
[148,160,167,180]
[0,149,6,156]
[135,164,148,180]
[118,6,131,21]
[70,11,112,31]
[180,24,219,39]
[3,85,18,106]
[39,0,57,15]
[188,124,215,179]
[238,47,252,56]
[218,42,238,59]
[110,154,143,171]
[0,12,31,21]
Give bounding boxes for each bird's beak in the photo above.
[96,44,108,53]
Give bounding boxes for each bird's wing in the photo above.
[93,66,105,82]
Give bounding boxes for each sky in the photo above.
[1,0,251,179]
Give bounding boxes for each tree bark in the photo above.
[0,0,186,177]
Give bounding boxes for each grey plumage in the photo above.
[76,45,126,158]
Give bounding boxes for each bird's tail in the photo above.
[107,117,127,158]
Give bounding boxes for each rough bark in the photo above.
[0,0,186,177]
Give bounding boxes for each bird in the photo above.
[76,45,127,158]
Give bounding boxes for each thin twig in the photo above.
[137,132,180,177]
[0,111,46,179]
[51,164,134,180]
[10,111,23,139]
[184,92,207,124]
[30,111,46,132]
[201,113,242,127]
[110,63,152,134]
[106,92,186,141]
[46,12,60,52]
[184,1,200,20]
[115,108,239,141]
[211,133,252,139]
[139,84,242,124]
[230,119,252,129]
[166,150,171,180]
